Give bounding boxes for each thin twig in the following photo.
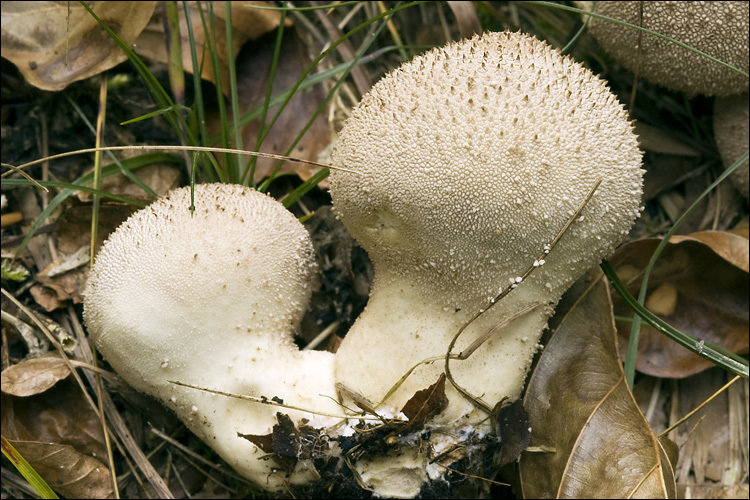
[2,145,358,176]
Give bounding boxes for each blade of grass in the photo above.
[80,0,221,182]
[241,3,288,186]
[621,151,748,386]
[601,260,748,379]
[258,1,420,193]
[2,179,150,207]
[5,153,181,257]
[65,95,158,199]
[1,436,59,499]
[224,1,244,182]
[78,2,192,143]
[195,1,234,182]
[182,1,221,181]
[248,1,363,11]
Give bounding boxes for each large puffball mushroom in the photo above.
[84,183,341,492]
[714,93,749,200]
[329,30,643,485]
[580,1,749,97]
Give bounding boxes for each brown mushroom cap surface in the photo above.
[583,1,749,97]
[714,93,749,199]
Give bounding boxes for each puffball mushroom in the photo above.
[84,183,342,492]
[714,93,749,200]
[580,1,749,97]
[329,28,643,466]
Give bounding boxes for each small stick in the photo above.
[169,379,382,421]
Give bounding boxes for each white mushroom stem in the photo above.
[84,184,342,492]
[329,31,644,495]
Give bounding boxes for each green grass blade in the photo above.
[622,151,748,385]
[257,1,421,194]
[7,153,181,256]
[182,1,223,181]
[224,1,244,182]
[601,260,749,379]
[1,436,60,499]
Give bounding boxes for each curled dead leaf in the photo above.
[610,231,749,378]
[0,1,156,91]
[520,270,676,498]
[0,353,70,397]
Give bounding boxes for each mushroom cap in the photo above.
[714,93,749,199]
[85,184,316,389]
[84,183,337,491]
[582,1,749,97]
[328,30,644,498]
[329,30,643,308]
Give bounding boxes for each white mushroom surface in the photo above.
[581,1,749,97]
[329,30,644,435]
[84,183,341,492]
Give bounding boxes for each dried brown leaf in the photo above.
[633,122,701,157]
[496,399,531,467]
[135,1,290,96]
[447,1,482,39]
[400,373,448,431]
[0,354,70,397]
[0,1,156,91]
[7,439,113,499]
[1,379,106,459]
[610,232,749,378]
[209,31,331,182]
[520,271,676,498]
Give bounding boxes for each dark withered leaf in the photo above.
[238,412,300,458]
[610,231,749,378]
[400,374,448,430]
[238,431,273,454]
[496,400,531,467]
[272,412,300,458]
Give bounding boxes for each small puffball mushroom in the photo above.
[714,93,749,200]
[84,183,341,492]
[329,30,643,495]
[580,1,749,97]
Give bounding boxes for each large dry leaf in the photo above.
[135,1,290,96]
[208,31,331,182]
[0,354,70,397]
[1,378,106,459]
[7,439,112,499]
[0,1,156,91]
[519,271,676,498]
[609,231,749,378]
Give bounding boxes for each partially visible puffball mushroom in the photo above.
[329,30,643,492]
[714,93,749,200]
[580,1,749,97]
[84,183,341,492]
